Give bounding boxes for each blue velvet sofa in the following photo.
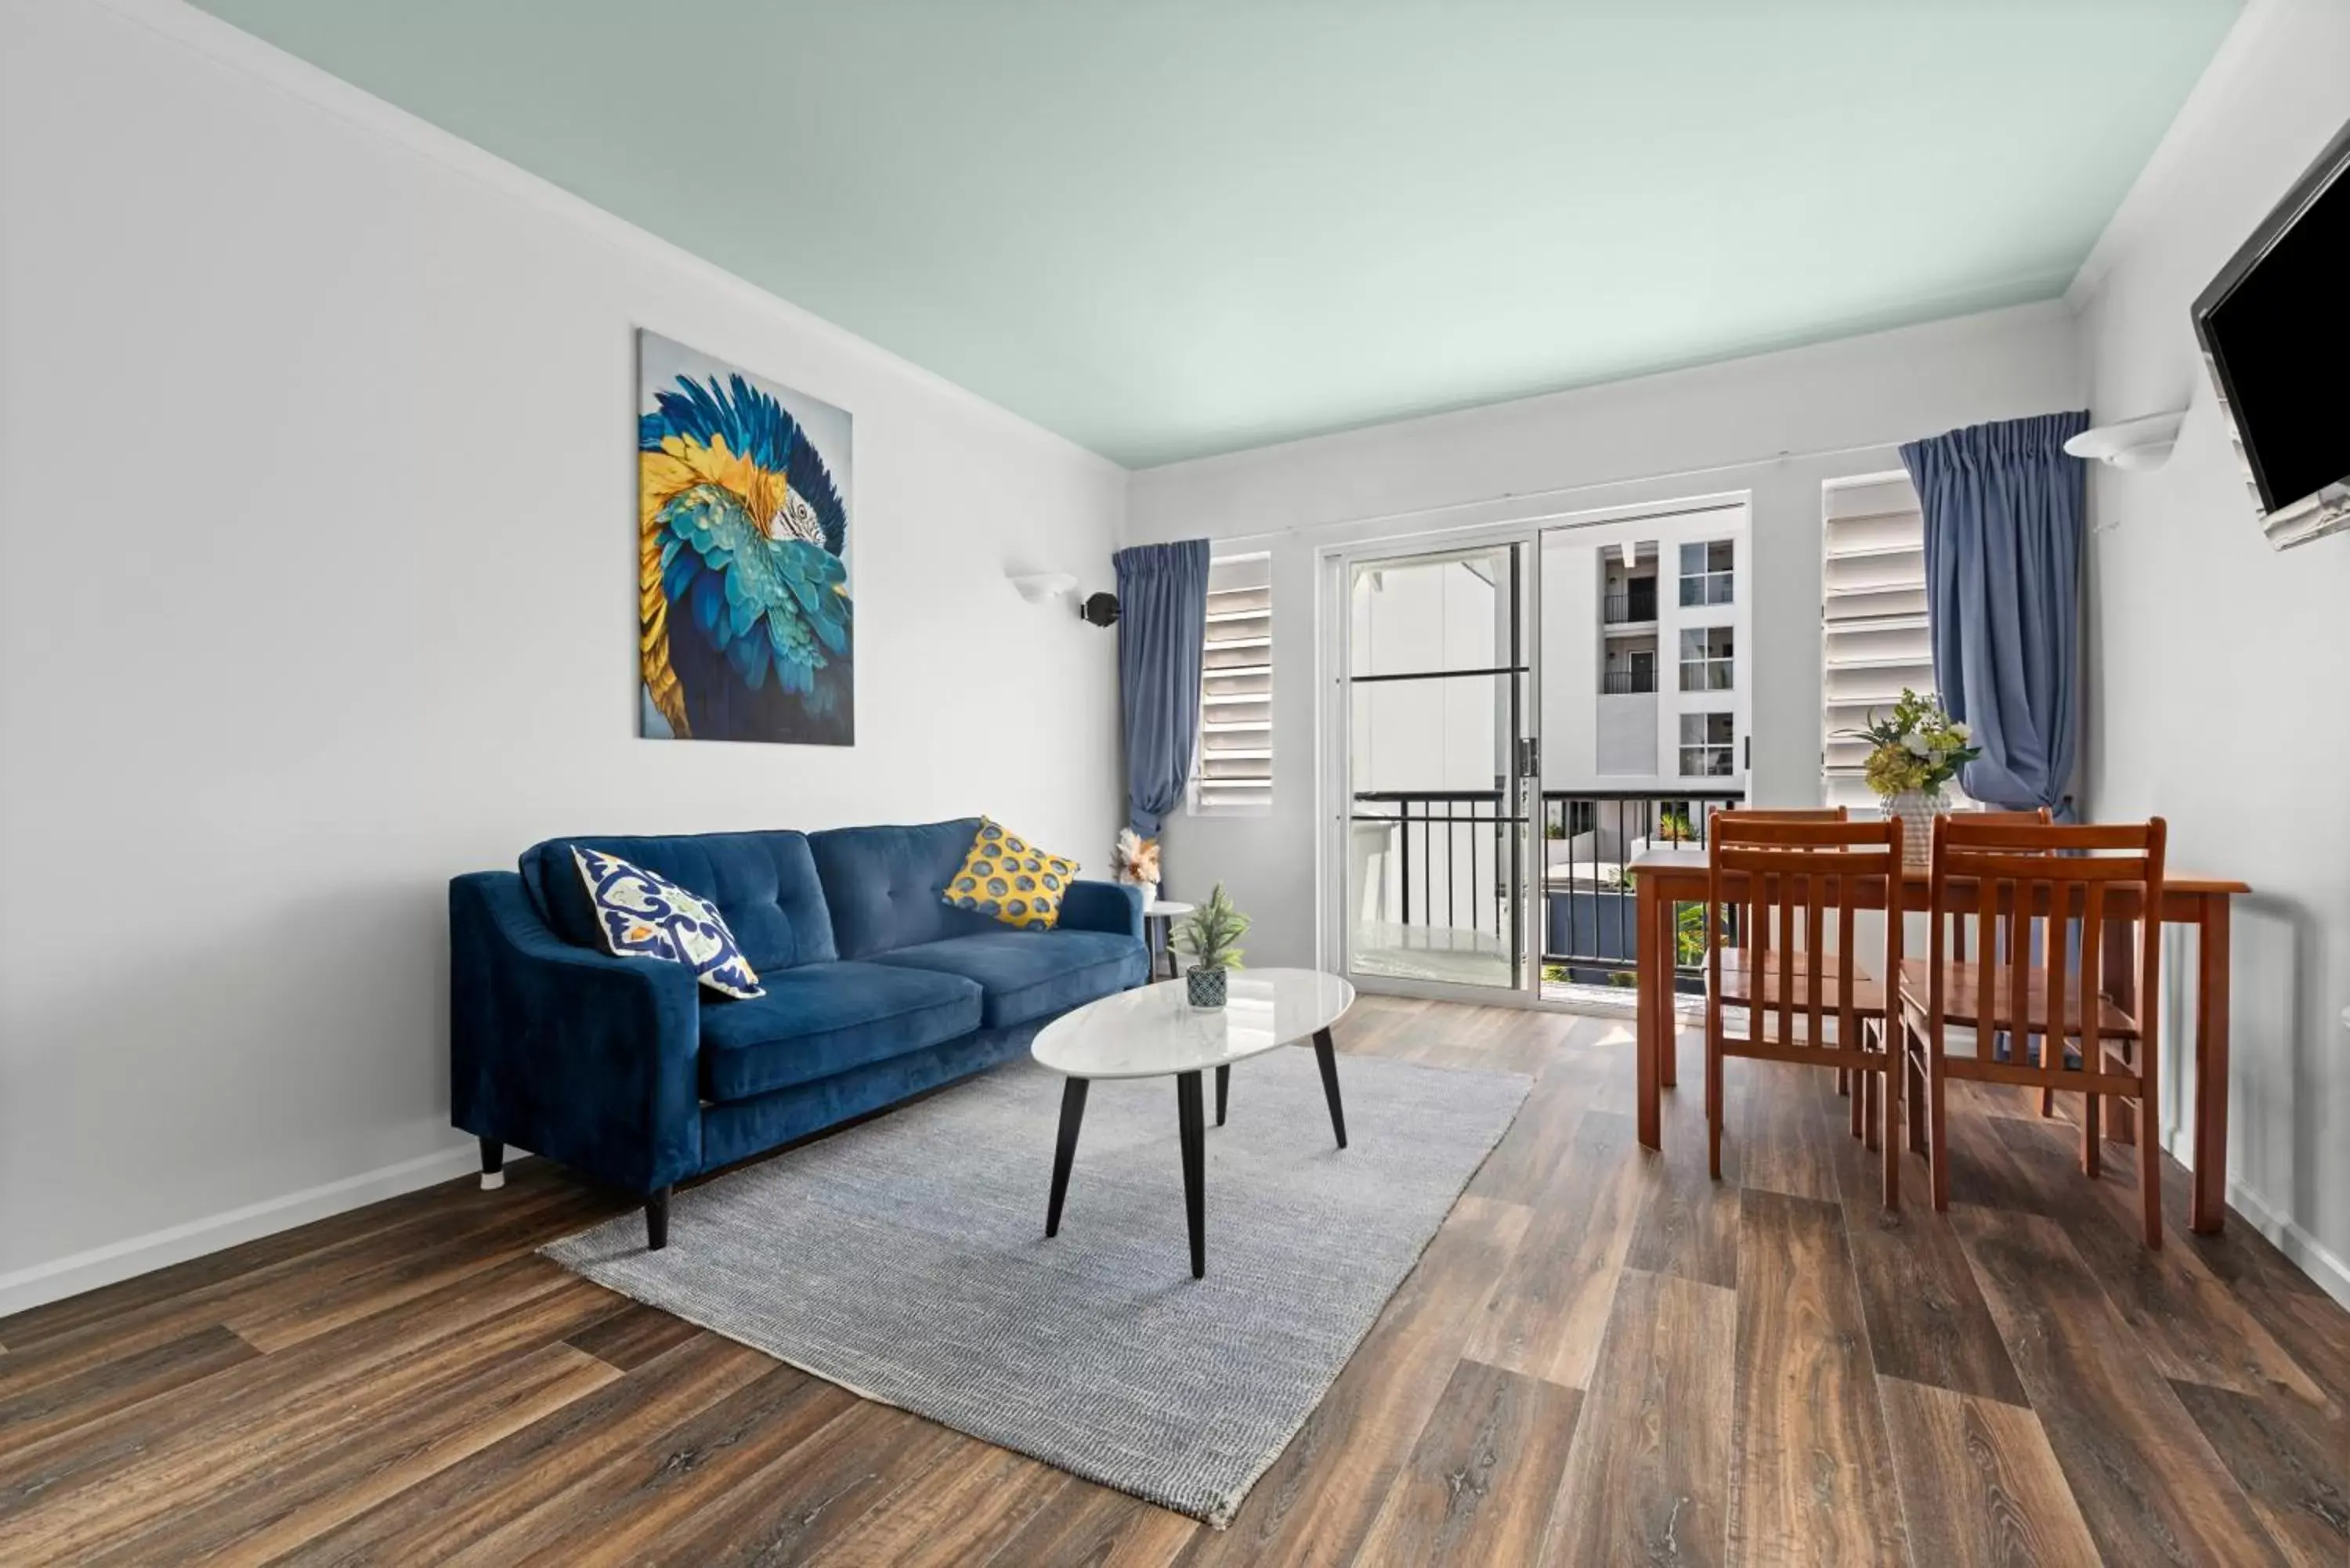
[449,817,1147,1248]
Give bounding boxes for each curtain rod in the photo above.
[1181,434,1918,546]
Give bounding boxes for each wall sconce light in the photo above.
[2064,410,2186,471]
[1007,571,1078,606]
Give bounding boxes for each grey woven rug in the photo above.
[541,1048,1529,1525]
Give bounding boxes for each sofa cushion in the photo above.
[696,961,982,1104]
[943,818,1082,930]
[808,818,1004,959]
[868,929,1145,1030]
[573,847,765,999]
[519,831,836,976]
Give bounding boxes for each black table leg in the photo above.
[1313,1028,1348,1149]
[1177,1069,1206,1278]
[1214,1064,1229,1126]
[1047,1076,1089,1237]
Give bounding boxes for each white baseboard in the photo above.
[2209,1166,2350,1310]
[7,1103,2339,1324]
[2150,1119,2350,1308]
[0,1143,514,1319]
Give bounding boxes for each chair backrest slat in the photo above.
[2081,880,2104,1071]
[1975,873,1998,1033]
[2007,883,2031,1063]
[1837,883,1856,1055]
[1777,868,1796,1050]
[2046,884,2069,1062]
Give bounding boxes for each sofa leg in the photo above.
[645,1187,671,1251]
[478,1136,504,1191]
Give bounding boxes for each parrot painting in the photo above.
[638,333,853,745]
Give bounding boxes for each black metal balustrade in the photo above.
[1538,788,1744,988]
[1348,787,1745,990]
[1600,590,1658,624]
[1349,790,1523,956]
[1600,670,1658,694]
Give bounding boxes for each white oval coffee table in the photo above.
[1031,967,1355,1279]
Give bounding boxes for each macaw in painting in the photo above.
[639,372,853,743]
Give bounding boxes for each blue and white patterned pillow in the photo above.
[571,847,764,1000]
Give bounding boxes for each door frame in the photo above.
[1315,489,1754,1011]
[1325,531,1542,1006]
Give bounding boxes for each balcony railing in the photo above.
[1538,788,1744,988]
[1601,591,1657,624]
[1601,669,1658,695]
[1347,787,1745,992]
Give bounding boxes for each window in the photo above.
[1820,474,1936,811]
[1678,540,1734,606]
[1191,553,1272,815]
[1679,627,1733,692]
[1678,711,1734,777]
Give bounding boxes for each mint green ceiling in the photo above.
[190,1,2236,467]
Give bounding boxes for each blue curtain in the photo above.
[1114,540,1212,836]
[1899,412,2090,814]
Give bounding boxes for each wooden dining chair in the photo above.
[1937,807,2060,1114]
[1899,815,2168,1244]
[1705,817,1905,1205]
[1906,809,2058,1121]
[1711,808,1862,1118]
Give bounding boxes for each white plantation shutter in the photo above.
[1191,554,1272,815]
[1820,474,1938,812]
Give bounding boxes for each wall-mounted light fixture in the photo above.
[2064,410,2187,471]
[1006,570,1078,605]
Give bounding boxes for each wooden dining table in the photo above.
[1627,846,2251,1234]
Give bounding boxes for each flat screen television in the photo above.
[2191,115,2349,548]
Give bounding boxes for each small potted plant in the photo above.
[1173,883,1249,1009]
[1838,688,1980,865]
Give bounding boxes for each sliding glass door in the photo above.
[1340,542,1531,994]
[1329,499,1752,1007]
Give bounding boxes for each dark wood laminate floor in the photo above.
[2,999,2344,1566]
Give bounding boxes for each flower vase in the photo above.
[1186,965,1227,1010]
[1885,789,1943,869]
[1133,880,1159,909]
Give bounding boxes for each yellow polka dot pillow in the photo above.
[943,818,1079,930]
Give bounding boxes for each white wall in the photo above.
[0,0,1126,1310]
[1127,304,2083,967]
[2069,0,2350,1299]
